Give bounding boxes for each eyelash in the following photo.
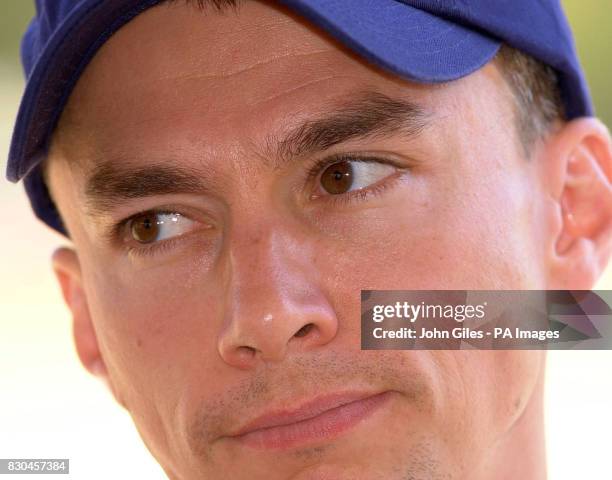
[114,154,404,258]
[302,153,404,206]
[126,240,171,259]
[108,209,186,259]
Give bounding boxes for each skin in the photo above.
[45,1,612,479]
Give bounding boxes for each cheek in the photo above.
[448,350,543,425]
[85,261,224,396]
[82,257,233,471]
[311,167,539,293]
[428,350,543,469]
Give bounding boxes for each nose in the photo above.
[217,227,338,369]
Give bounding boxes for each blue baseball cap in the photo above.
[6,0,594,236]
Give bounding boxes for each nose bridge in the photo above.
[230,225,304,322]
[218,217,338,368]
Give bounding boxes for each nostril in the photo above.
[237,345,257,356]
[294,323,314,338]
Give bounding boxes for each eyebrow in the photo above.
[84,163,209,216]
[273,90,430,165]
[83,90,430,217]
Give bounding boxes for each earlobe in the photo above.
[51,247,108,378]
[546,118,612,288]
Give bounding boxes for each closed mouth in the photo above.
[228,390,395,450]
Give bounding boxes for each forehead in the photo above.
[62,1,386,132]
[53,0,512,174]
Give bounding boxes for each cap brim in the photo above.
[280,0,501,82]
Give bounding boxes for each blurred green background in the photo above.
[564,0,612,126]
[0,3,32,78]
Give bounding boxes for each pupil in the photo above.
[320,161,353,194]
[132,214,159,243]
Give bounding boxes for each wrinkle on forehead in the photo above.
[154,49,334,85]
[87,1,342,84]
[60,0,407,117]
[55,2,358,133]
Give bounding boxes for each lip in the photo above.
[227,390,394,450]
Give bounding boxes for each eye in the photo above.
[317,159,397,196]
[127,211,197,244]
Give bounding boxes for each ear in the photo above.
[51,247,108,378]
[541,118,612,289]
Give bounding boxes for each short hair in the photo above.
[178,0,240,9]
[494,44,566,153]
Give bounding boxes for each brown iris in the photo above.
[320,161,353,194]
[130,213,160,243]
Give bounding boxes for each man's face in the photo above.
[47,1,549,478]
